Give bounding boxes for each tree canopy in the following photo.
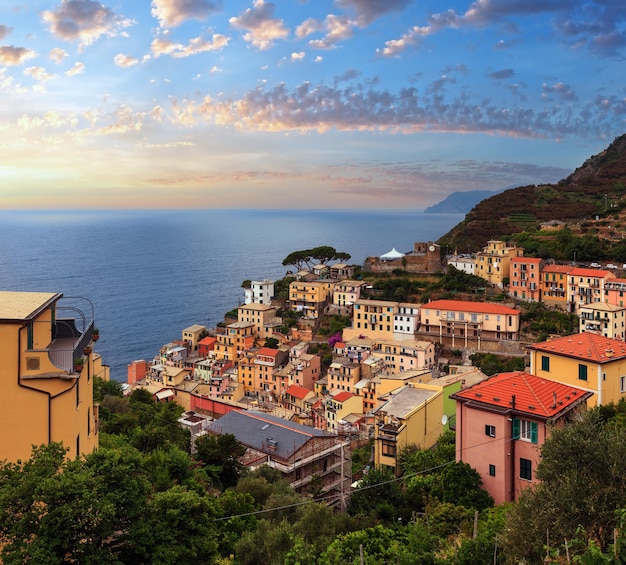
[282,246,351,271]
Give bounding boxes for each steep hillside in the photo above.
[424,188,504,214]
[437,134,626,251]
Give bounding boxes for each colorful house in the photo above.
[509,257,543,302]
[0,292,105,462]
[541,264,573,309]
[451,371,592,504]
[419,299,520,346]
[578,302,626,340]
[528,333,626,406]
[373,383,444,474]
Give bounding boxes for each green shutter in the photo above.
[531,422,538,444]
[512,418,520,440]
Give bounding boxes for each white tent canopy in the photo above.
[380,247,405,260]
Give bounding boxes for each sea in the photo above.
[0,209,463,381]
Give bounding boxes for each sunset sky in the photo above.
[1,0,624,210]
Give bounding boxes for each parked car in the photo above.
[607,263,618,269]
[590,262,601,268]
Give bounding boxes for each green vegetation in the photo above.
[469,352,526,376]
[520,302,579,341]
[282,246,351,271]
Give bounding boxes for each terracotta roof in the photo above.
[257,347,279,357]
[198,336,216,345]
[451,371,590,419]
[569,268,612,278]
[528,333,626,362]
[543,264,574,274]
[285,384,313,399]
[333,391,354,402]
[511,257,542,264]
[424,299,519,315]
[606,278,626,285]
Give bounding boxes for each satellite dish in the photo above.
[441,414,448,425]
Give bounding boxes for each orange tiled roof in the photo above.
[452,371,589,418]
[511,257,542,264]
[285,384,313,399]
[257,347,279,357]
[528,332,626,362]
[569,268,612,278]
[425,299,519,315]
[199,336,216,345]
[607,277,626,284]
[333,391,354,402]
[543,264,574,274]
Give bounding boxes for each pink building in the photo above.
[451,371,592,505]
[509,257,543,302]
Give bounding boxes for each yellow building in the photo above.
[325,391,364,432]
[182,324,206,351]
[332,280,367,307]
[237,303,280,341]
[541,264,573,309]
[289,280,333,319]
[343,298,398,341]
[0,292,104,463]
[371,338,436,374]
[528,333,626,406]
[475,240,524,288]
[373,383,444,473]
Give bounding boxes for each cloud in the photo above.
[0,25,13,40]
[187,76,625,141]
[308,14,354,49]
[542,81,578,102]
[151,33,229,58]
[114,53,139,67]
[66,61,85,76]
[42,0,134,47]
[335,0,411,25]
[49,47,68,63]
[0,46,36,65]
[24,66,58,83]
[229,0,288,51]
[290,51,305,62]
[151,0,222,28]
[488,68,515,80]
[295,17,322,39]
[381,0,626,59]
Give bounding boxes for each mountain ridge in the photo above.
[437,134,626,252]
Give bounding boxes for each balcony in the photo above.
[24,297,95,377]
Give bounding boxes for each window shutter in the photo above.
[512,418,520,440]
[531,422,538,444]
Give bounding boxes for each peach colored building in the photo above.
[566,267,615,313]
[237,303,280,341]
[419,299,520,346]
[289,280,333,319]
[332,280,367,307]
[579,302,626,340]
[604,278,626,308]
[254,347,289,401]
[509,257,543,302]
[541,264,573,309]
[451,371,592,504]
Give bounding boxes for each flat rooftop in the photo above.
[0,291,59,321]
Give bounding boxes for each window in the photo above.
[520,458,532,480]
[578,364,588,381]
[381,440,396,457]
[621,376,626,393]
[513,418,538,444]
[489,464,496,476]
[541,356,550,371]
[27,323,34,350]
[485,424,496,437]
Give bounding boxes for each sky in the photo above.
[0,0,625,210]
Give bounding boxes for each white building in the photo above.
[244,279,275,305]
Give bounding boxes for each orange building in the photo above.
[0,292,107,463]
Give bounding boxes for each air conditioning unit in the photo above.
[26,357,40,371]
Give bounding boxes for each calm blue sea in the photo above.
[0,209,463,381]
